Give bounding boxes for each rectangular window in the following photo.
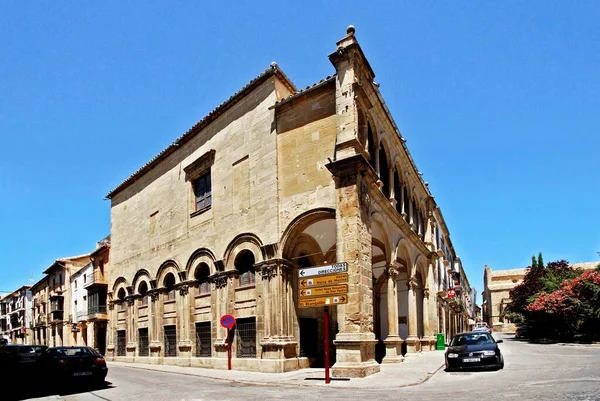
[117,330,126,356]
[193,172,212,211]
[138,328,149,357]
[235,317,256,358]
[194,322,212,357]
[164,325,177,357]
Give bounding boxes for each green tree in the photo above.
[531,256,538,270]
[538,252,544,269]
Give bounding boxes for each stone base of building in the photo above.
[109,355,312,373]
[382,337,404,363]
[420,337,436,351]
[404,336,421,353]
[332,337,380,378]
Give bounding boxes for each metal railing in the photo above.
[195,322,212,357]
[236,317,256,358]
[164,325,177,357]
[138,328,149,357]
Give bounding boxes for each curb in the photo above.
[111,362,446,390]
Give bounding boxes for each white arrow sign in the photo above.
[299,262,348,278]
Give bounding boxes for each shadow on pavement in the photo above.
[7,380,114,401]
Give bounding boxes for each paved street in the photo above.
[24,334,600,401]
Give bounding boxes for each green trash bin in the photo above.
[436,333,445,350]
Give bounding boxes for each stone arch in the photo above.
[223,233,264,271]
[185,248,217,278]
[112,276,131,296]
[395,238,412,277]
[156,260,181,288]
[290,233,324,267]
[414,254,429,283]
[370,211,392,264]
[280,208,336,261]
[132,269,153,293]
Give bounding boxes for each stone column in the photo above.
[213,274,229,360]
[326,156,379,378]
[149,292,161,356]
[177,284,192,356]
[383,264,403,363]
[420,288,431,351]
[405,277,419,353]
[125,296,136,358]
[106,301,115,359]
[259,260,297,371]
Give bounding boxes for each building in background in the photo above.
[31,276,50,345]
[86,236,110,355]
[0,286,32,344]
[71,261,93,346]
[482,261,599,331]
[44,255,90,346]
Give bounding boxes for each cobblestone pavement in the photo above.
[24,333,600,401]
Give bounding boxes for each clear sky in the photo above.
[1,1,599,300]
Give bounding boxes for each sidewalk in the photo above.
[108,350,445,389]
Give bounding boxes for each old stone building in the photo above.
[483,261,600,331]
[0,286,32,344]
[105,27,467,377]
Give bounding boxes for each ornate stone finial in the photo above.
[150,292,159,302]
[346,25,355,36]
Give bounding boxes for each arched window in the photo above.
[394,169,402,214]
[236,251,256,287]
[194,263,211,294]
[378,145,390,198]
[164,273,176,301]
[402,187,409,220]
[138,281,148,306]
[411,199,417,229]
[117,288,126,311]
[367,122,376,171]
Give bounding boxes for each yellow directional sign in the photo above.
[299,284,348,298]
[298,295,348,309]
[298,273,348,288]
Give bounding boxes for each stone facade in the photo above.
[105,27,469,377]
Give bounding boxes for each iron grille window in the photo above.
[164,325,177,357]
[138,328,149,356]
[236,317,256,358]
[195,322,212,357]
[117,330,126,356]
[193,172,212,211]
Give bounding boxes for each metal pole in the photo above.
[227,328,232,371]
[324,307,330,384]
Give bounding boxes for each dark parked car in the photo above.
[0,344,48,377]
[40,346,108,385]
[515,326,529,339]
[445,331,504,371]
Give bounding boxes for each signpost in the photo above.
[297,262,348,384]
[220,314,236,370]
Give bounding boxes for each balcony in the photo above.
[34,316,47,327]
[87,305,108,321]
[84,271,107,288]
[48,310,64,323]
[76,311,87,322]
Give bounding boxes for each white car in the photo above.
[473,322,491,333]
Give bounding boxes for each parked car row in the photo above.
[0,344,108,387]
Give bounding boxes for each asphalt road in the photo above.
[24,333,600,401]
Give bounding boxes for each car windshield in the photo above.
[18,346,45,354]
[450,333,495,346]
[50,347,95,356]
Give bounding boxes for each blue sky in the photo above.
[1,1,599,300]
